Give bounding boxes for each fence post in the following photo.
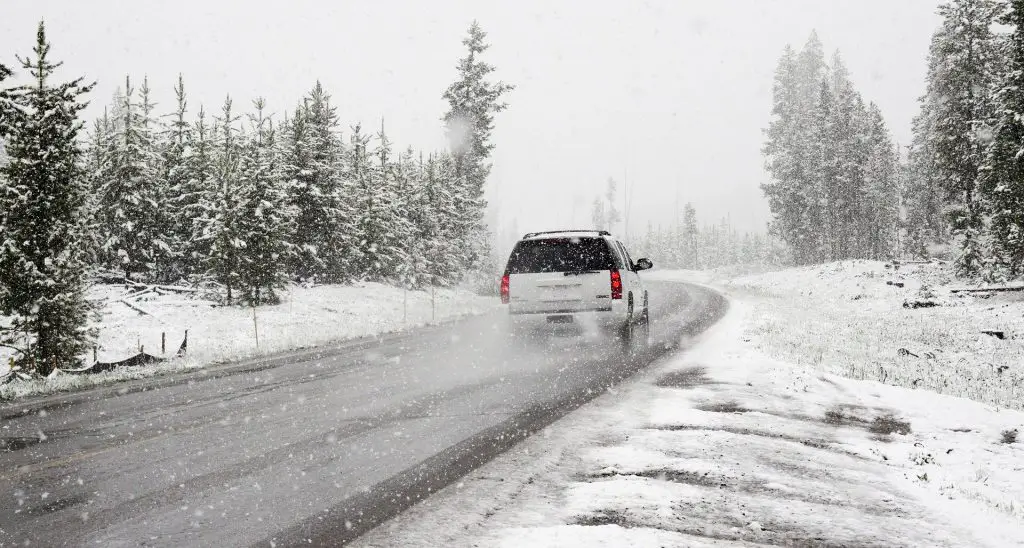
[253,305,259,349]
[161,332,166,355]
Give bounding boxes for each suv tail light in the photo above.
[500,274,510,304]
[610,269,623,300]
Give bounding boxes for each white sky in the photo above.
[1,0,943,239]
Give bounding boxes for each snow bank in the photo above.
[1,282,498,400]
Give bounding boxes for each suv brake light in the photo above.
[610,269,622,300]
[500,274,510,304]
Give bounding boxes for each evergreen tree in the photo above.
[163,74,193,280]
[198,96,243,303]
[235,98,291,304]
[348,122,389,280]
[95,76,167,281]
[926,0,1001,275]
[682,203,698,268]
[138,77,175,281]
[81,110,111,266]
[442,21,513,272]
[0,22,95,374]
[280,102,316,278]
[283,83,351,282]
[863,103,900,260]
[181,106,215,276]
[395,149,431,288]
[762,37,828,265]
[982,0,1024,275]
[904,105,946,256]
[366,124,413,281]
[763,32,900,265]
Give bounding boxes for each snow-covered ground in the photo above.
[707,260,1024,411]
[353,269,1024,547]
[0,282,498,400]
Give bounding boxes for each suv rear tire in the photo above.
[619,296,650,359]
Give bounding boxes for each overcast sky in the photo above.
[2,0,943,240]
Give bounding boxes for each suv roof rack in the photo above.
[522,229,612,239]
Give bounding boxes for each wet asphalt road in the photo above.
[0,281,726,547]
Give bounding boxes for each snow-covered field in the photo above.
[0,282,498,400]
[353,268,1024,547]
[704,260,1024,411]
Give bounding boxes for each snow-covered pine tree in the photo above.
[162,74,193,281]
[283,83,351,283]
[422,152,462,285]
[808,78,835,261]
[351,122,411,282]
[760,46,803,260]
[927,0,1002,275]
[395,149,430,289]
[682,203,698,268]
[235,98,292,305]
[181,106,215,277]
[0,22,95,374]
[436,151,472,284]
[982,0,1024,276]
[138,77,175,281]
[198,96,243,303]
[824,53,868,261]
[904,100,946,257]
[81,110,112,267]
[762,37,827,265]
[280,102,317,279]
[862,103,900,260]
[442,21,514,272]
[96,76,167,281]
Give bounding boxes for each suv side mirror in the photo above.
[635,258,653,271]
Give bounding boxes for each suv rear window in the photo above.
[505,237,616,274]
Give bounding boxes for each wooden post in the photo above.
[161,332,166,355]
[93,345,97,363]
[253,305,259,349]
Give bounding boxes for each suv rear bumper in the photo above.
[507,302,628,332]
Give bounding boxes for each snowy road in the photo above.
[352,296,1024,548]
[0,281,725,547]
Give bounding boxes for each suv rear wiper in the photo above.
[564,270,601,276]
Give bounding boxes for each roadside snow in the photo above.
[710,260,1024,411]
[0,282,497,400]
[353,291,1024,548]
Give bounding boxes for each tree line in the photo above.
[903,0,1024,281]
[632,203,779,270]
[768,2,1024,283]
[0,21,511,374]
[761,32,901,266]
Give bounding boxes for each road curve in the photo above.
[0,281,726,547]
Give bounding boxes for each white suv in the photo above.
[500,230,653,353]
